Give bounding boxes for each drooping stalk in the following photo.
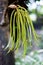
[6,5,39,55]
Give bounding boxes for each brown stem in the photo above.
[8,4,17,9]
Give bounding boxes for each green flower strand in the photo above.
[6,5,39,55]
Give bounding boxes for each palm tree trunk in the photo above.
[0,0,15,65]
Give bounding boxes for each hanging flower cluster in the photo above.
[5,5,39,55]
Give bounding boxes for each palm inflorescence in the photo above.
[5,5,38,55]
